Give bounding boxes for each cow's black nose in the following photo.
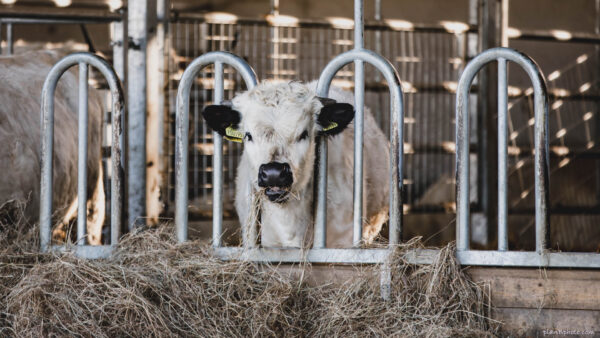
[258,162,293,188]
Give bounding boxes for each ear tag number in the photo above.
[323,121,338,132]
[225,126,244,143]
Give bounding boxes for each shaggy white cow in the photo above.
[202,81,389,248]
[0,49,105,244]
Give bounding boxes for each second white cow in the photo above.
[202,81,389,248]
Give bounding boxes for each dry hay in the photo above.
[0,206,500,337]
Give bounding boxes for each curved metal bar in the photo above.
[175,51,258,244]
[40,52,125,252]
[314,48,405,248]
[455,47,549,253]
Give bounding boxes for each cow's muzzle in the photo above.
[258,162,292,203]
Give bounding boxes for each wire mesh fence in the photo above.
[165,15,467,218]
[165,15,600,252]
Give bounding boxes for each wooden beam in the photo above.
[468,267,600,310]
[493,308,600,336]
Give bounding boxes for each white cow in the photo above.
[202,81,389,248]
[0,49,105,244]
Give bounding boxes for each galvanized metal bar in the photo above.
[497,57,508,251]
[40,78,57,253]
[6,22,12,55]
[215,246,600,268]
[50,245,114,259]
[77,62,89,245]
[500,0,509,47]
[456,250,600,268]
[455,47,548,252]
[155,0,169,223]
[313,134,328,248]
[353,60,365,247]
[212,61,224,247]
[110,67,125,247]
[127,0,148,229]
[374,0,382,56]
[315,48,404,247]
[352,0,365,246]
[0,18,120,25]
[111,21,126,192]
[313,21,329,246]
[380,260,391,300]
[214,247,437,265]
[40,52,124,253]
[354,0,363,49]
[175,51,257,243]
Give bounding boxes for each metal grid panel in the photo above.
[503,48,600,252]
[165,17,466,217]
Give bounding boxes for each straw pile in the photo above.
[0,203,500,337]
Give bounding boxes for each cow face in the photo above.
[202,82,354,203]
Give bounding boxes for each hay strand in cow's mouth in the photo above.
[1,220,500,337]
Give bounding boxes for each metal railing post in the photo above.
[212,61,224,247]
[315,49,404,248]
[315,0,404,249]
[352,0,365,248]
[175,51,257,244]
[40,52,125,256]
[127,0,148,229]
[497,57,508,251]
[455,47,549,253]
[77,62,89,245]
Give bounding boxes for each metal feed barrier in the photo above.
[40,52,124,259]
[37,2,600,280]
[172,0,600,286]
[174,0,425,299]
[175,51,258,244]
[455,47,600,268]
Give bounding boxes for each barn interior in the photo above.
[6,0,597,251]
[1,0,600,335]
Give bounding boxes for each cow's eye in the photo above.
[245,132,253,142]
[297,130,309,142]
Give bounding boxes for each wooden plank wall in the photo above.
[468,268,600,336]
[274,265,600,336]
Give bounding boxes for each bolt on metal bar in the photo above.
[77,62,89,245]
[40,52,125,253]
[455,47,549,253]
[497,57,508,251]
[315,48,405,248]
[175,51,257,244]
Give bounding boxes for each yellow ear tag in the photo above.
[224,126,244,143]
[322,121,338,132]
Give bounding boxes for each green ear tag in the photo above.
[322,121,338,132]
[224,126,244,143]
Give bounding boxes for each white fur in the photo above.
[0,49,105,244]
[232,81,389,248]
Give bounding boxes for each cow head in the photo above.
[202,81,354,203]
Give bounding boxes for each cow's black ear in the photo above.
[202,104,242,136]
[317,99,355,136]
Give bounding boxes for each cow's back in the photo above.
[308,81,390,247]
[0,50,102,221]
